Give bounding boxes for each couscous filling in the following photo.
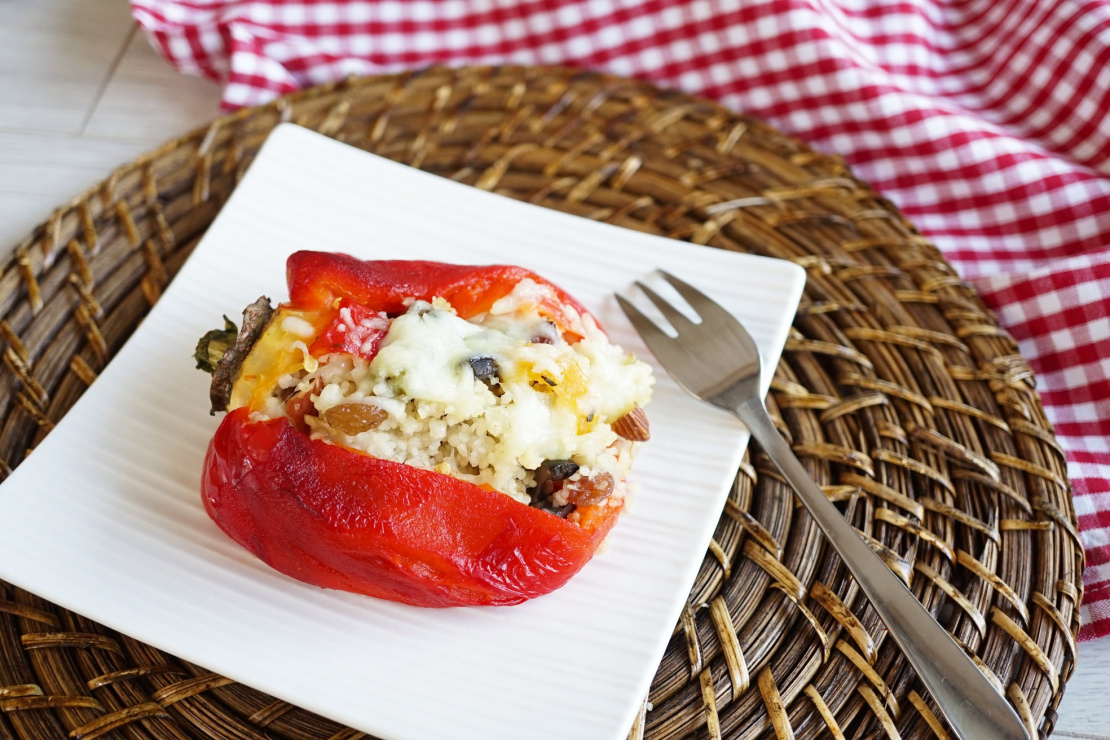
[229,278,654,514]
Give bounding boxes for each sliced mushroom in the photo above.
[207,296,273,415]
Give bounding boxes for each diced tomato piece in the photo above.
[308,299,390,360]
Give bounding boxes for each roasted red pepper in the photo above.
[203,408,619,606]
[288,251,589,324]
[201,252,620,607]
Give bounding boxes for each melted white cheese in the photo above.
[371,303,484,405]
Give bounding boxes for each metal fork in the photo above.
[617,271,1029,740]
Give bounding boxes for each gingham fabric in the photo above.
[131,0,1110,640]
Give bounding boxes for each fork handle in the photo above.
[736,397,1030,740]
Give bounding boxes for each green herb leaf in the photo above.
[194,317,237,374]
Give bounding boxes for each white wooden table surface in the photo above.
[0,1,1106,737]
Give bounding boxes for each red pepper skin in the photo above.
[203,409,620,606]
[287,251,591,324]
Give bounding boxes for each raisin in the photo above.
[285,378,323,434]
[322,403,389,435]
[564,472,615,506]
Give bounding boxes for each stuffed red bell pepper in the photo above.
[195,251,654,607]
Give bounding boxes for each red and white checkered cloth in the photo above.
[131,0,1110,640]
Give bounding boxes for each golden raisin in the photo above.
[322,402,389,435]
[564,472,615,506]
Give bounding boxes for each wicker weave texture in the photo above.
[0,67,1082,740]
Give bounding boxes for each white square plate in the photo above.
[0,124,804,740]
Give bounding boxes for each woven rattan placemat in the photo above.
[0,67,1082,740]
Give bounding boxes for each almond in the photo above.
[612,405,650,441]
